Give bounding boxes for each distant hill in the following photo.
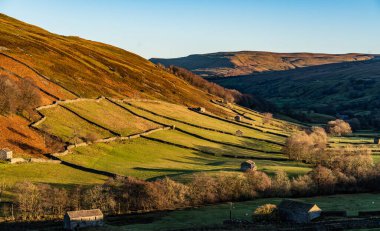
[151,51,373,78]
[212,57,380,129]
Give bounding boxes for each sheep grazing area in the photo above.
[39,99,311,181]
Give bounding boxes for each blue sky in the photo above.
[1,0,380,58]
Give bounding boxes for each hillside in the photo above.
[151,51,373,78]
[0,13,233,157]
[213,58,380,128]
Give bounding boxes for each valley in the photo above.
[0,8,380,231]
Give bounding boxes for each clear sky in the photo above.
[1,0,380,58]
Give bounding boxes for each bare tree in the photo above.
[262,113,273,125]
[327,119,352,136]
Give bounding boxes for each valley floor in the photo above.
[106,193,380,231]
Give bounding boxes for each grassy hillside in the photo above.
[151,51,373,78]
[213,58,380,129]
[31,98,312,181]
[0,13,224,107]
[0,13,236,156]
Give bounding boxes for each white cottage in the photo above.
[0,148,12,161]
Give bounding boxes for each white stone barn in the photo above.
[0,148,12,161]
[64,209,104,230]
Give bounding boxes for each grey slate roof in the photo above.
[279,199,321,213]
[66,209,103,219]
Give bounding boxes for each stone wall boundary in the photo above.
[124,101,284,146]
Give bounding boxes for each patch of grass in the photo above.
[147,129,286,160]
[122,103,283,153]
[63,98,160,136]
[36,106,113,142]
[0,163,107,186]
[61,137,310,181]
[128,101,286,143]
[116,193,380,231]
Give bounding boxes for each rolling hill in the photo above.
[151,51,373,78]
[0,13,234,157]
[213,57,380,128]
[0,13,313,190]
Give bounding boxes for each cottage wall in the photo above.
[309,210,322,221]
[279,209,309,223]
[0,150,12,160]
[64,214,104,230]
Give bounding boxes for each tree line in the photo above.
[2,149,378,221]
[159,65,276,111]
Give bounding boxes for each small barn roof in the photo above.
[66,209,103,219]
[242,160,255,165]
[279,199,321,213]
[1,148,11,152]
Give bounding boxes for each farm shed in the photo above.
[64,209,104,230]
[240,160,256,172]
[278,199,322,223]
[235,115,242,122]
[0,148,12,161]
[374,137,380,145]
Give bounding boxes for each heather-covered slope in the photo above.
[0,13,221,110]
[151,51,373,78]
[0,13,230,157]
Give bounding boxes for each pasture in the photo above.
[116,193,380,231]
[62,137,310,181]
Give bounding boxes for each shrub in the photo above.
[252,204,278,222]
[271,170,291,196]
[327,119,352,136]
[283,127,328,164]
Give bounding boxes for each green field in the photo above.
[0,163,107,185]
[121,103,283,153]
[63,99,160,136]
[61,137,310,181]
[35,99,378,183]
[128,101,286,143]
[36,105,114,142]
[112,193,380,231]
[147,129,286,160]
[0,162,108,200]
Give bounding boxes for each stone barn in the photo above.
[64,209,104,230]
[278,199,322,223]
[374,137,380,145]
[195,107,206,113]
[235,130,243,137]
[235,115,242,122]
[240,160,257,172]
[0,148,12,161]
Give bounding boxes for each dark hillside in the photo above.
[213,58,380,128]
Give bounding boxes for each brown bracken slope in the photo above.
[0,13,227,157]
[151,51,373,78]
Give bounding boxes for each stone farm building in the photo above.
[195,107,206,113]
[240,160,257,172]
[64,209,104,230]
[235,115,242,122]
[0,148,12,161]
[278,199,322,223]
